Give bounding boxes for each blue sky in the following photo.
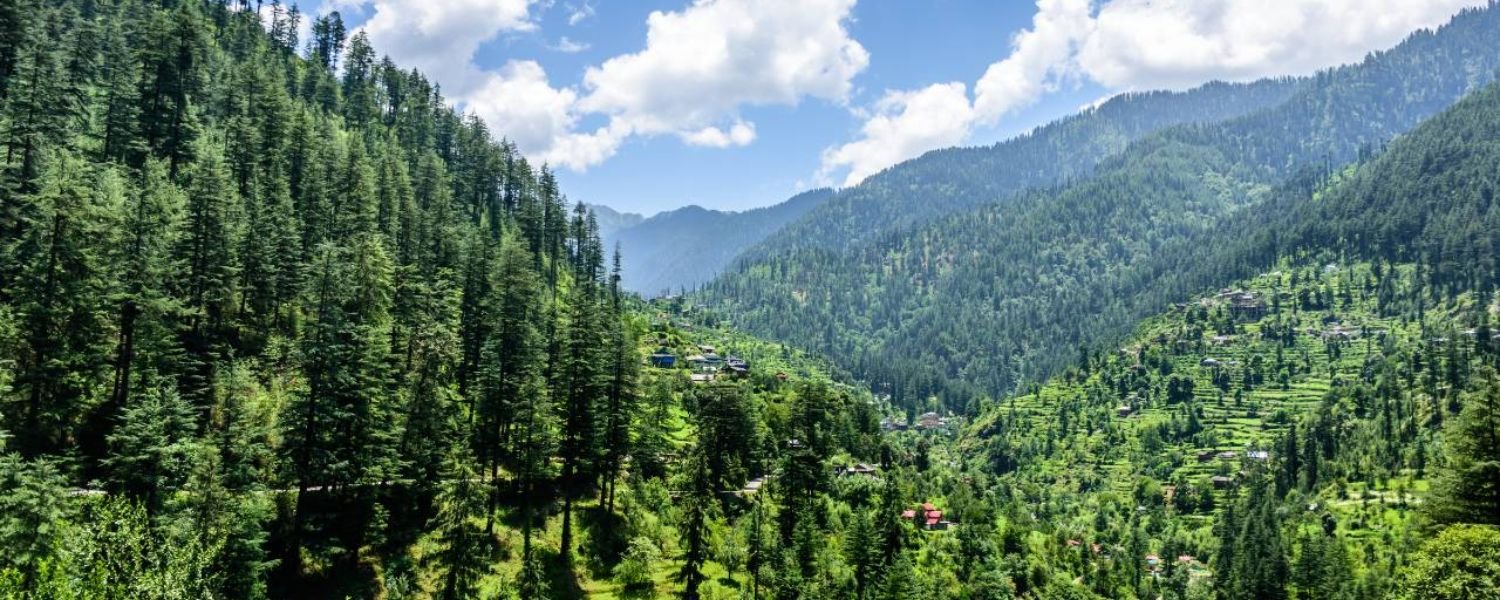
[305,0,1485,216]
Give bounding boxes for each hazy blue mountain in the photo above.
[586,203,645,239]
[604,188,833,296]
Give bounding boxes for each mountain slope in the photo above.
[949,80,1500,597]
[704,3,1500,408]
[588,203,645,238]
[741,79,1304,262]
[605,188,833,295]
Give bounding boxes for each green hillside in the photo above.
[704,4,1500,409]
[2,2,1499,600]
[958,257,1497,598]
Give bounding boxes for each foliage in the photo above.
[1396,525,1500,600]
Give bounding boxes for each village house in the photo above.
[724,355,750,378]
[1117,405,1135,418]
[1212,475,1234,489]
[649,350,676,368]
[1224,290,1267,321]
[839,463,879,478]
[915,412,948,430]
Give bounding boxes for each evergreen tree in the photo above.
[678,445,717,600]
[1426,368,1500,525]
[431,457,488,600]
[103,384,199,513]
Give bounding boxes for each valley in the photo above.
[0,2,1497,599]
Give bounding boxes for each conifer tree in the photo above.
[103,384,199,513]
[1426,368,1500,525]
[7,154,115,457]
[678,445,717,600]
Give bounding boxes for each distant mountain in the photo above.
[704,3,1500,409]
[604,188,833,296]
[586,203,645,239]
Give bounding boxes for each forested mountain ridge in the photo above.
[704,2,1500,410]
[603,187,833,296]
[0,1,742,597]
[741,77,1304,260]
[941,80,1500,597]
[3,1,1500,599]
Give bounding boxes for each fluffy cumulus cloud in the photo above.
[1079,0,1490,90]
[819,83,975,187]
[335,0,865,171]
[821,0,1487,187]
[577,0,867,147]
[337,0,539,98]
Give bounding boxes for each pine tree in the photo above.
[0,453,67,583]
[557,256,607,559]
[175,138,241,404]
[1,4,76,191]
[1426,368,1500,525]
[6,154,116,457]
[136,3,204,175]
[678,445,717,600]
[107,159,185,423]
[103,384,199,513]
[431,457,488,600]
[599,249,637,513]
[478,233,550,535]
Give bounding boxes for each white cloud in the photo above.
[682,121,757,148]
[972,0,1093,125]
[342,0,539,98]
[335,0,865,172]
[464,61,582,161]
[820,0,1487,187]
[567,2,596,26]
[550,36,590,53]
[1078,0,1489,90]
[576,0,867,144]
[819,83,974,187]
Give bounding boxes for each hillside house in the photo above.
[914,503,950,530]
[649,351,677,368]
[839,463,879,478]
[1116,405,1135,418]
[1226,291,1266,320]
[881,417,909,432]
[915,412,948,430]
[1212,475,1234,489]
